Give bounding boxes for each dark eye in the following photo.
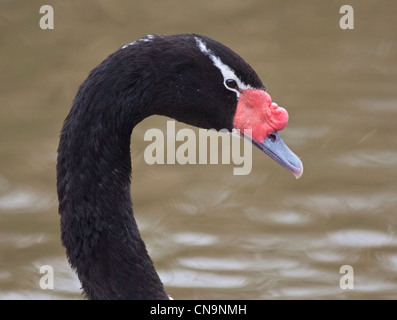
[225,79,238,90]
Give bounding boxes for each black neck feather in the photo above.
[57,49,168,300]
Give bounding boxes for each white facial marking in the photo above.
[195,37,253,98]
[121,41,136,49]
[121,35,157,49]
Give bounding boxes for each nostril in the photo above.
[268,133,276,142]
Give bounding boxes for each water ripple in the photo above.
[327,229,394,248]
[0,188,54,214]
[337,149,397,168]
[0,232,46,248]
[178,256,257,271]
[159,268,247,289]
[172,232,218,247]
[358,98,397,113]
[290,192,395,215]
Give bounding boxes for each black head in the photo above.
[115,34,264,131]
[67,33,302,179]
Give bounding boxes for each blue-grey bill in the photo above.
[249,131,303,179]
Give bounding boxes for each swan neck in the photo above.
[57,66,168,299]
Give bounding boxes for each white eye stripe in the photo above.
[195,37,253,97]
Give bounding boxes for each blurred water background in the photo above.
[0,0,396,299]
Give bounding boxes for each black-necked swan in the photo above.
[56,34,303,300]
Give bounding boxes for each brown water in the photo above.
[1,0,397,299]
